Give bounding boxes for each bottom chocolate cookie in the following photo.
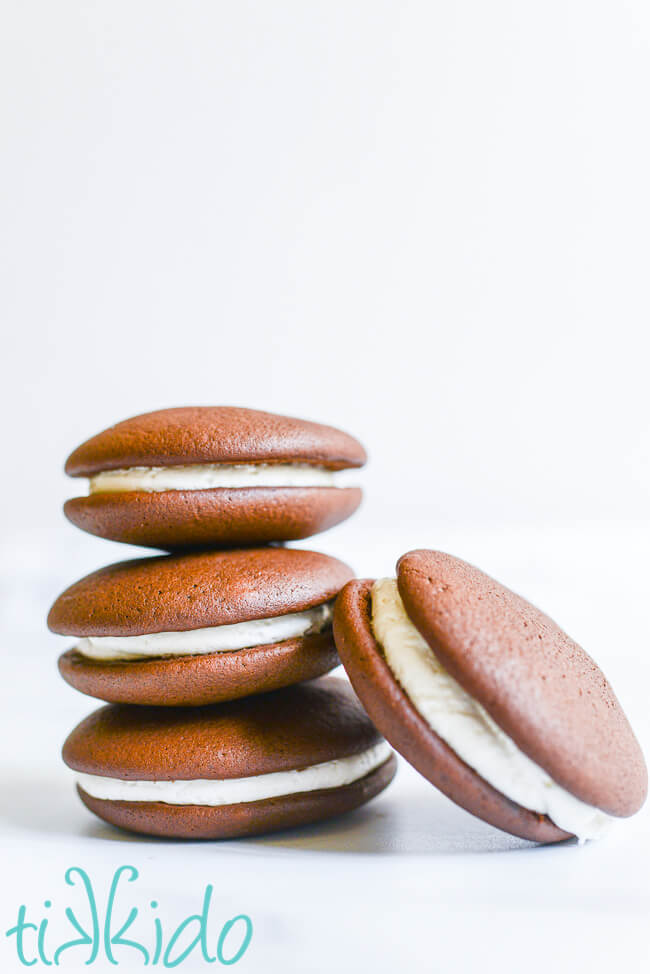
[58,631,339,707]
[77,761,395,839]
[63,678,397,839]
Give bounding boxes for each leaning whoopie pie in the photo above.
[49,548,352,706]
[63,406,366,549]
[62,677,397,839]
[333,550,647,844]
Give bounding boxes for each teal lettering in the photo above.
[104,866,149,966]
[38,902,53,966]
[217,915,253,966]
[163,885,215,968]
[151,901,163,966]
[6,866,255,968]
[54,868,99,965]
[6,905,38,967]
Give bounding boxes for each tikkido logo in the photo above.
[5,866,253,968]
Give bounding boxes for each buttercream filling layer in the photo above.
[88,463,349,493]
[74,741,392,806]
[370,578,613,842]
[75,603,333,661]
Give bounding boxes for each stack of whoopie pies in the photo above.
[48,407,397,838]
[49,406,647,845]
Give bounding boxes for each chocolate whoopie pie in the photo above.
[62,678,397,839]
[333,550,647,844]
[63,407,366,549]
[49,548,352,706]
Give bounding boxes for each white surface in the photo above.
[1,523,649,973]
[2,0,650,559]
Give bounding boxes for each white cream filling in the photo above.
[76,603,333,661]
[75,741,392,806]
[371,578,614,842]
[88,463,349,493]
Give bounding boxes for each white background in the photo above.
[1,3,649,972]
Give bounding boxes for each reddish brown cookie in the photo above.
[333,552,647,844]
[49,548,352,706]
[63,407,366,549]
[62,678,397,838]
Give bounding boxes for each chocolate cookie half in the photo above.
[333,550,647,844]
[49,548,352,706]
[63,406,366,549]
[63,678,397,839]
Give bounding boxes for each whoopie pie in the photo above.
[333,549,647,844]
[49,548,352,706]
[62,678,397,839]
[63,406,366,549]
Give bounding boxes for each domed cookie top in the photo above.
[62,677,397,839]
[48,547,353,636]
[64,678,383,780]
[63,407,366,549]
[65,406,367,475]
[49,548,352,706]
[333,550,647,844]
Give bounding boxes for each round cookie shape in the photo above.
[48,547,353,637]
[57,632,339,707]
[333,580,569,843]
[77,773,395,841]
[65,406,367,475]
[63,407,366,549]
[62,678,397,839]
[64,678,381,780]
[396,550,647,818]
[63,486,363,550]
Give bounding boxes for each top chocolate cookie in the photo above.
[65,406,366,475]
[64,407,366,549]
